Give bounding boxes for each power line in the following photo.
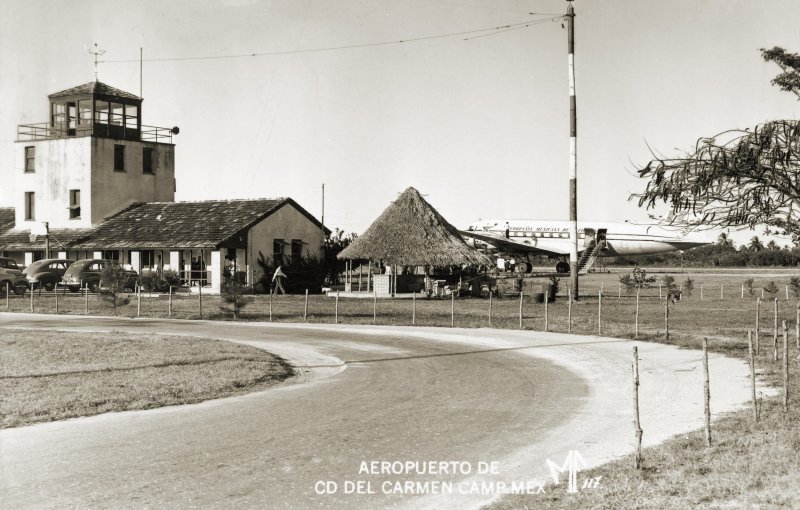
[463,16,562,41]
[99,17,563,64]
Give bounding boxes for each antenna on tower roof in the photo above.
[88,43,105,81]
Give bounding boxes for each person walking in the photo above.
[272,265,287,295]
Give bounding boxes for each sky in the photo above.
[1,0,799,247]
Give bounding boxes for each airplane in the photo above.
[461,220,712,274]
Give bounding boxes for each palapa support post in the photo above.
[304,289,309,322]
[749,330,758,422]
[632,346,643,469]
[635,290,640,339]
[703,338,712,447]
[784,320,790,412]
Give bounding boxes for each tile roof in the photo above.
[70,198,326,249]
[0,208,14,234]
[0,199,328,251]
[48,81,141,101]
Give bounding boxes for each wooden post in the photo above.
[635,290,640,339]
[5,281,8,311]
[659,284,662,299]
[703,338,712,447]
[137,283,141,317]
[756,298,761,355]
[335,290,339,324]
[749,331,757,422]
[796,303,799,351]
[632,346,643,469]
[598,289,602,335]
[373,290,377,324]
[762,288,765,299]
[741,284,744,299]
[783,320,789,412]
[359,262,362,292]
[773,298,778,362]
[618,282,621,298]
[720,284,723,300]
[567,288,572,334]
[700,284,703,301]
[488,291,493,327]
[30,282,34,313]
[168,286,173,317]
[304,289,309,321]
[786,285,789,300]
[518,291,523,330]
[54,282,59,314]
[664,296,670,340]
[544,293,549,332]
[412,290,416,325]
[84,285,89,315]
[269,289,273,322]
[198,283,203,320]
[367,261,372,293]
[450,291,455,327]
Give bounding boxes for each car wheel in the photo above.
[13,281,28,296]
[43,280,55,291]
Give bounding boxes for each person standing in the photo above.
[272,265,287,294]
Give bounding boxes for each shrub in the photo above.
[790,276,800,298]
[682,277,695,297]
[220,280,251,319]
[162,270,181,291]
[661,274,676,291]
[744,278,755,297]
[619,267,656,293]
[137,271,162,292]
[763,281,779,298]
[99,265,131,315]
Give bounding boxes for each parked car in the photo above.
[61,259,138,293]
[22,258,74,291]
[0,257,29,295]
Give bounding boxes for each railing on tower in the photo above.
[17,122,173,144]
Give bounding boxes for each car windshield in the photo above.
[0,259,20,270]
[67,260,94,271]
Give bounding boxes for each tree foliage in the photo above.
[99,265,130,315]
[631,47,800,239]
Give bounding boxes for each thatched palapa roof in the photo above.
[339,187,489,267]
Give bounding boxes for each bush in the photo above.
[619,267,656,293]
[744,278,755,297]
[682,277,695,297]
[763,281,779,298]
[790,277,800,298]
[99,265,131,315]
[220,280,251,319]
[162,270,181,291]
[137,271,162,292]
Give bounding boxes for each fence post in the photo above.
[756,298,761,355]
[30,282,34,313]
[659,284,662,299]
[773,298,778,362]
[720,284,723,300]
[84,285,89,315]
[269,288,273,322]
[618,282,621,298]
[664,296,670,340]
[741,284,744,299]
[137,283,141,318]
[567,288,572,334]
[786,285,789,300]
[168,286,173,317]
[198,283,203,320]
[304,289,308,322]
[373,290,377,324]
[488,291,493,327]
[5,282,8,311]
[598,289,602,335]
[544,293,549,332]
[749,330,758,422]
[54,282,59,314]
[518,291,523,330]
[783,320,789,413]
[796,303,799,351]
[335,290,339,324]
[412,290,416,325]
[700,284,703,301]
[633,346,643,469]
[450,291,455,327]
[703,338,712,447]
[635,290,640,339]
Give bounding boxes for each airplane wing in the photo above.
[461,230,570,257]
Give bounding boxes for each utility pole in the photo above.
[566,0,579,300]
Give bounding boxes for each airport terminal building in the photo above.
[0,80,326,292]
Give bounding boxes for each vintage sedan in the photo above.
[61,259,138,293]
[0,257,28,295]
[22,258,74,291]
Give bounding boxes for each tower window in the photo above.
[24,192,35,221]
[114,144,125,172]
[24,146,35,172]
[143,147,154,174]
[69,189,81,219]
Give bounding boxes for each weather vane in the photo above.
[88,43,105,81]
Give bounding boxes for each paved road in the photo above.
[0,314,755,509]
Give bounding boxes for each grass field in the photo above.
[0,329,294,428]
